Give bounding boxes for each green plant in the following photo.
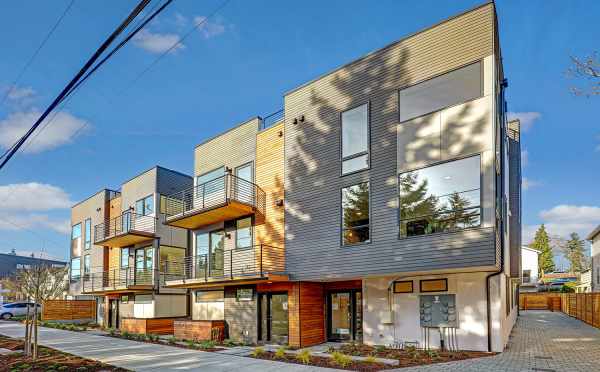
[57,366,68,371]
[251,346,265,357]
[274,347,286,359]
[108,328,116,336]
[122,331,131,339]
[186,339,196,348]
[426,350,440,360]
[296,349,311,365]
[364,355,377,364]
[167,336,177,345]
[199,340,216,349]
[331,351,352,368]
[223,339,237,347]
[375,344,386,353]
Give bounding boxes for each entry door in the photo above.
[195,231,225,278]
[258,293,289,344]
[328,290,362,341]
[134,247,153,285]
[108,299,119,329]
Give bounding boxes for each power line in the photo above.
[0,0,152,171]
[0,0,75,107]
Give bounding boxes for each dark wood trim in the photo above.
[419,278,448,292]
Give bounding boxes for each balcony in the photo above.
[94,212,156,248]
[82,267,154,293]
[163,173,266,230]
[161,244,287,288]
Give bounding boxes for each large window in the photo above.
[71,223,82,257]
[84,218,91,250]
[522,269,531,284]
[84,254,90,274]
[399,62,482,122]
[196,167,226,206]
[70,257,81,280]
[341,183,370,245]
[399,155,481,237]
[236,217,252,249]
[341,104,369,174]
[135,247,153,271]
[121,248,130,269]
[135,195,154,216]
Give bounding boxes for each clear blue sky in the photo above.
[0,0,598,264]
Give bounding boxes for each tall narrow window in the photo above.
[71,223,82,258]
[84,254,90,274]
[84,218,91,249]
[236,217,252,249]
[70,257,81,280]
[121,248,129,268]
[235,163,254,204]
[341,183,370,245]
[399,155,481,237]
[341,104,369,174]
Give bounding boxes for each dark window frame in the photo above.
[235,216,253,250]
[84,218,91,250]
[121,248,130,269]
[340,181,371,247]
[419,278,448,293]
[135,194,154,216]
[340,102,371,176]
[70,257,81,280]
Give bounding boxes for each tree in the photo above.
[443,192,478,229]
[562,232,587,273]
[398,172,439,235]
[567,52,600,97]
[4,264,68,361]
[530,224,554,276]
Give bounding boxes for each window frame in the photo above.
[235,161,254,183]
[196,166,226,187]
[135,195,154,216]
[339,102,371,176]
[71,223,82,240]
[340,181,371,247]
[70,257,81,281]
[84,218,92,250]
[120,248,130,269]
[235,216,253,250]
[397,60,484,123]
[397,154,483,240]
[83,254,90,274]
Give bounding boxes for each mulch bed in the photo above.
[0,335,128,372]
[250,351,389,371]
[103,333,224,352]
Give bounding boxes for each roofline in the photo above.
[71,188,116,209]
[522,246,541,254]
[586,225,600,240]
[283,1,495,97]
[156,165,192,180]
[194,116,260,149]
[0,252,66,264]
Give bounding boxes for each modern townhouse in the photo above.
[587,225,600,292]
[157,2,521,352]
[68,166,192,332]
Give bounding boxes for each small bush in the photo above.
[364,355,377,364]
[375,344,387,353]
[199,340,216,349]
[331,351,352,368]
[57,366,68,371]
[223,339,237,347]
[167,336,177,345]
[426,350,439,360]
[121,331,131,339]
[251,347,265,357]
[185,339,196,349]
[108,328,116,336]
[274,347,286,359]
[296,349,311,365]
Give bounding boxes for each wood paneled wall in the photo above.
[174,320,225,342]
[121,317,178,335]
[42,300,96,321]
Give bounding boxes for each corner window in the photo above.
[236,217,252,249]
[399,155,481,237]
[135,195,154,216]
[84,218,91,249]
[399,61,482,122]
[70,257,81,280]
[121,248,129,269]
[341,104,369,174]
[341,182,370,245]
[84,255,90,274]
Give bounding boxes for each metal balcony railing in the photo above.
[162,173,266,222]
[94,212,156,244]
[161,244,285,284]
[82,267,154,293]
[260,109,284,130]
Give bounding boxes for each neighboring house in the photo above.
[68,166,192,329]
[576,269,592,293]
[539,272,579,292]
[587,225,600,292]
[0,252,67,303]
[157,2,519,353]
[520,246,540,292]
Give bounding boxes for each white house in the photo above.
[521,246,540,292]
[576,269,592,293]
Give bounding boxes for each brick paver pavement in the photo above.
[395,310,600,372]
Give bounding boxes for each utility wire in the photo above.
[0,0,75,107]
[0,0,152,171]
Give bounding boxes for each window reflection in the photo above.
[342,182,370,244]
[341,104,369,174]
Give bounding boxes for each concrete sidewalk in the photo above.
[0,322,336,371]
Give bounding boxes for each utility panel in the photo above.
[419,294,457,328]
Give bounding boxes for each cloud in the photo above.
[522,177,541,191]
[0,110,88,154]
[133,29,185,54]
[521,150,529,167]
[0,182,73,211]
[5,86,36,102]
[524,205,600,244]
[507,111,541,132]
[173,12,188,29]
[193,16,226,39]
[0,214,70,234]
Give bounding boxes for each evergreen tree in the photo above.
[398,172,439,234]
[443,192,478,229]
[530,224,554,276]
[563,232,586,273]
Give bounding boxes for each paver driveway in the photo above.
[397,310,600,372]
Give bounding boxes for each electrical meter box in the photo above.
[419,294,457,328]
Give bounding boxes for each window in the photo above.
[196,167,226,205]
[522,269,531,283]
[197,167,225,186]
[121,295,129,304]
[135,195,154,216]
[121,248,129,268]
[235,163,254,204]
[84,255,90,274]
[235,163,253,182]
[341,104,369,174]
[195,290,224,303]
[399,155,481,237]
[84,218,91,249]
[70,257,81,280]
[71,223,82,257]
[71,223,81,239]
[159,246,185,275]
[236,217,252,249]
[399,62,482,122]
[135,247,153,271]
[341,182,370,245]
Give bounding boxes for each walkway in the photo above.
[398,310,600,372]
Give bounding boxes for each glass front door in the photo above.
[258,293,289,344]
[328,290,362,342]
[195,231,225,278]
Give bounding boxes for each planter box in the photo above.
[121,317,178,335]
[174,320,225,342]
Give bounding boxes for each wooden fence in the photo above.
[520,292,600,329]
[42,300,96,321]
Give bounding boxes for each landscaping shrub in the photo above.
[222,339,237,347]
[198,340,216,349]
[331,351,352,368]
[167,336,177,345]
[185,339,196,349]
[274,347,286,359]
[364,355,377,364]
[251,347,265,357]
[296,349,311,365]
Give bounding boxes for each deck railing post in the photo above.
[230,249,233,279]
[260,244,263,275]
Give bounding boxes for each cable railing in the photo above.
[160,244,285,284]
[162,173,266,222]
[260,109,284,130]
[94,212,156,244]
[82,267,154,292]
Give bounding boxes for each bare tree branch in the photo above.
[567,52,600,97]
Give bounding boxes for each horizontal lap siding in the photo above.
[284,4,497,281]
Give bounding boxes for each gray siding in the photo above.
[156,167,192,248]
[508,120,522,278]
[156,166,192,196]
[224,286,257,343]
[283,3,499,281]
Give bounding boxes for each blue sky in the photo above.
[0,0,598,264]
